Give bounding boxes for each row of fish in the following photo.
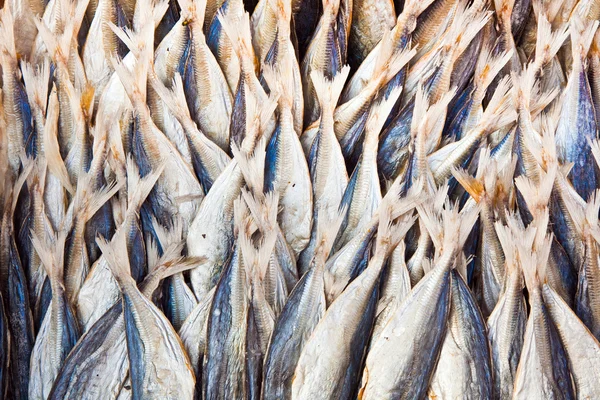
[0,0,600,397]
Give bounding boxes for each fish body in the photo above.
[203,233,248,399]
[297,68,349,274]
[428,270,493,399]
[555,21,599,201]
[347,0,395,68]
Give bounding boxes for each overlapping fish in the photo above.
[1,0,600,398]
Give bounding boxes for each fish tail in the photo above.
[372,32,415,87]
[534,13,569,66]
[233,195,256,244]
[452,167,486,203]
[263,57,295,110]
[518,222,552,290]
[376,200,417,259]
[218,11,256,71]
[448,6,491,60]
[31,229,68,282]
[364,86,402,145]
[241,189,279,236]
[109,25,153,106]
[418,193,479,264]
[417,86,456,140]
[179,0,207,29]
[96,233,134,287]
[456,200,481,253]
[415,185,449,250]
[514,162,557,216]
[150,72,192,123]
[570,17,598,62]
[275,0,292,30]
[479,75,516,133]
[75,176,122,225]
[8,157,35,215]
[43,88,75,195]
[321,0,341,13]
[125,156,164,213]
[35,0,89,64]
[239,205,278,284]
[474,44,513,91]
[589,138,600,169]
[312,206,346,267]
[310,65,350,118]
[232,134,268,193]
[494,213,528,287]
[492,0,515,24]
[585,191,600,232]
[148,216,203,278]
[133,0,168,32]
[21,60,51,115]
[0,5,17,60]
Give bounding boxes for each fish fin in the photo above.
[125,156,165,212]
[21,60,51,116]
[44,88,75,195]
[534,13,569,66]
[310,66,351,118]
[474,44,513,91]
